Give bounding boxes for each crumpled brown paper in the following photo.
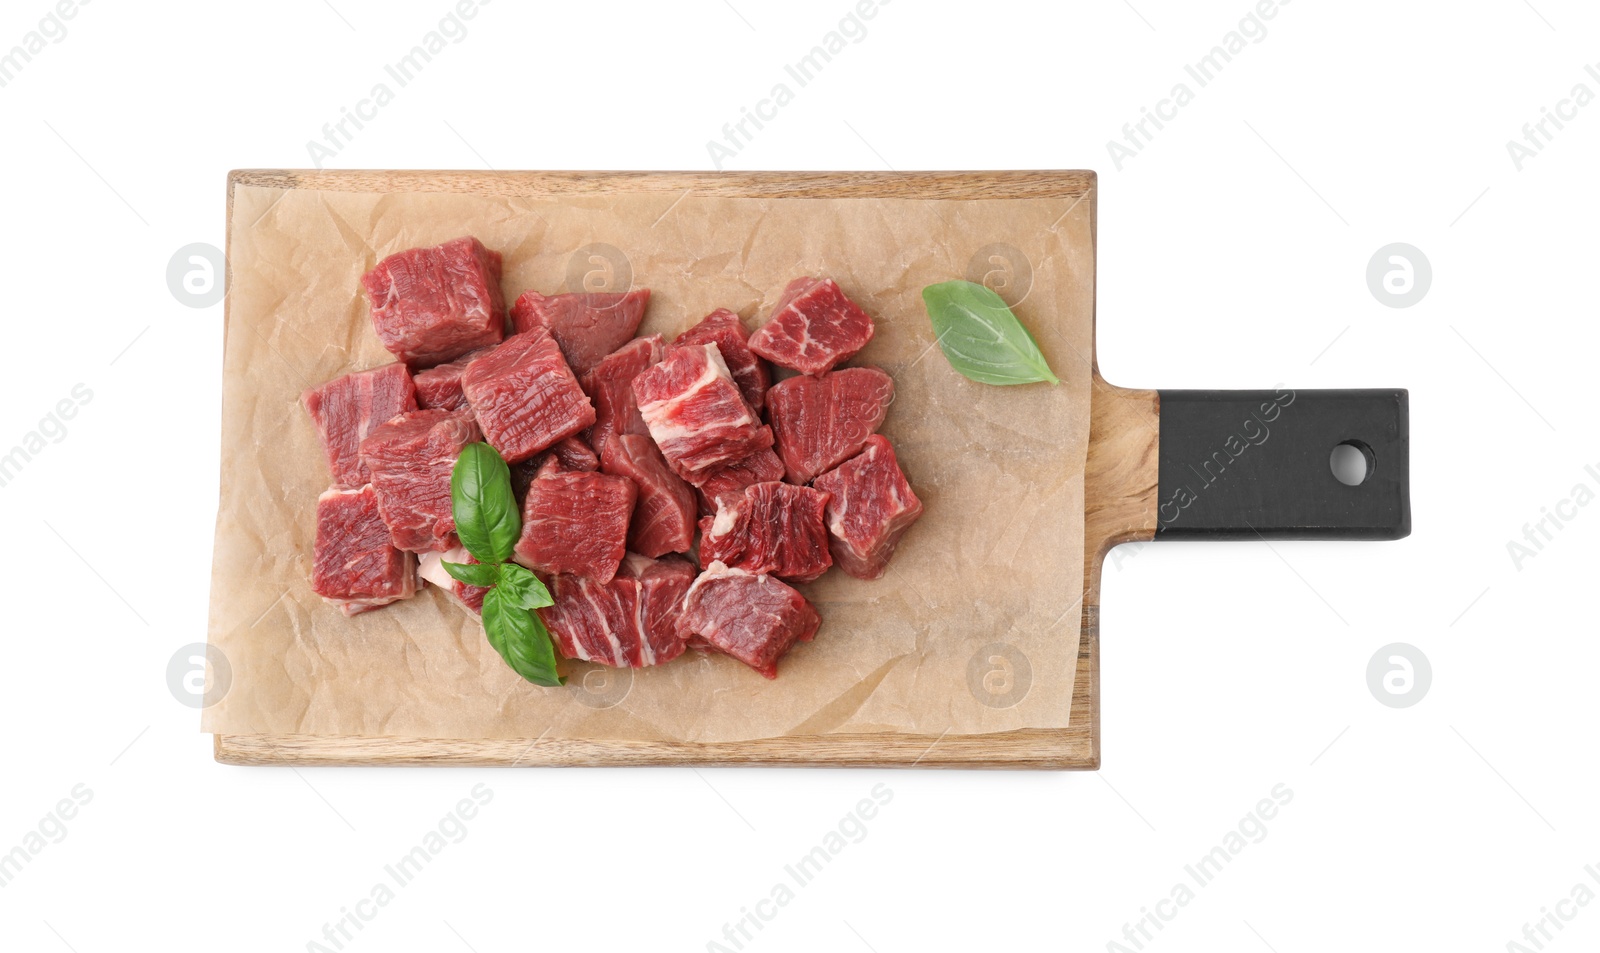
[204,180,1092,743]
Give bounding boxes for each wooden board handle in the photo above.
[1153,388,1410,541]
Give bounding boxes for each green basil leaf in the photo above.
[497,562,554,609]
[442,560,501,588]
[920,279,1060,386]
[451,442,521,564]
[481,586,564,687]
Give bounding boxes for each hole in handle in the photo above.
[1330,440,1374,486]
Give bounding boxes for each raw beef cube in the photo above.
[359,409,480,552]
[511,436,600,504]
[675,562,821,679]
[539,554,696,667]
[748,277,875,376]
[311,485,416,615]
[674,308,771,414]
[691,446,787,517]
[411,347,491,412]
[461,327,596,464]
[581,335,664,455]
[362,237,506,367]
[624,554,698,661]
[538,435,601,473]
[632,343,773,478]
[812,435,924,580]
[699,482,832,583]
[513,469,635,583]
[767,367,894,484]
[600,434,696,557]
[510,289,651,375]
[417,547,489,613]
[302,363,417,487]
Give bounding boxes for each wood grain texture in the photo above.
[227,168,1098,200]
[214,169,1158,769]
[1085,377,1160,601]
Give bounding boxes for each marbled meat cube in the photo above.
[513,469,635,583]
[461,327,595,464]
[698,481,832,583]
[537,435,600,474]
[539,553,697,667]
[674,308,771,414]
[767,366,894,484]
[580,334,664,456]
[510,436,599,506]
[600,433,696,558]
[748,277,874,376]
[359,409,480,552]
[302,362,418,488]
[675,562,821,679]
[311,485,416,615]
[510,289,650,375]
[812,434,923,580]
[362,237,506,367]
[632,343,773,478]
[411,347,491,412]
[690,446,786,517]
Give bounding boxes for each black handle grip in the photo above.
[1155,388,1410,541]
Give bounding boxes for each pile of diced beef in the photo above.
[304,236,923,680]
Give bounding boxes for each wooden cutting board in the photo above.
[212,170,1407,769]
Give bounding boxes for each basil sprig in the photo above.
[920,280,1060,386]
[443,442,562,687]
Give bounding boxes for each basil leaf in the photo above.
[497,563,554,609]
[921,280,1060,386]
[481,586,564,687]
[442,560,501,588]
[451,442,521,564]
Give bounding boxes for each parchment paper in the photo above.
[204,181,1094,743]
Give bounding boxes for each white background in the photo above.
[0,0,1595,950]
